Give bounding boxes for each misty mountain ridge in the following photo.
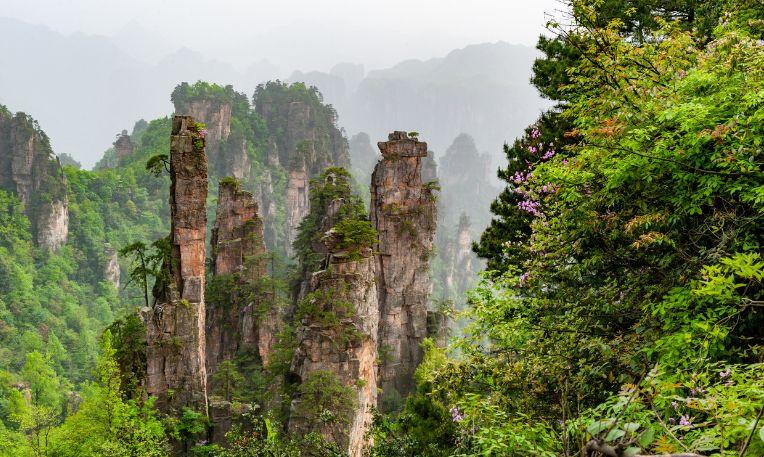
[1,16,547,168]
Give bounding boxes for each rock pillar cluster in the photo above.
[371,131,437,405]
[145,115,209,414]
[207,179,274,376]
[288,227,378,457]
[0,109,68,252]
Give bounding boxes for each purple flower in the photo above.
[518,199,542,217]
[450,406,464,422]
[719,369,731,379]
[679,415,691,427]
[671,401,678,410]
[199,129,209,138]
[531,128,541,139]
[542,150,556,160]
[519,272,529,283]
[562,159,568,165]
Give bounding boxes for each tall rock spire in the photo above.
[0,108,68,252]
[371,131,437,408]
[145,115,209,414]
[207,178,275,376]
[288,169,379,455]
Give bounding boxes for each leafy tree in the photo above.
[403,2,764,456]
[211,360,244,402]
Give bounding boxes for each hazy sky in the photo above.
[1,0,561,70]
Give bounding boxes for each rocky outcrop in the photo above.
[422,150,438,184]
[426,310,449,347]
[254,81,350,177]
[288,231,378,457]
[172,86,251,180]
[0,108,68,252]
[348,132,378,184]
[445,214,475,298]
[371,131,437,406]
[284,162,310,258]
[253,170,279,250]
[113,130,135,164]
[207,178,275,377]
[103,243,120,289]
[145,115,209,415]
[175,98,232,152]
[35,198,69,252]
[438,133,498,229]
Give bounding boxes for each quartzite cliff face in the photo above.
[371,131,437,406]
[145,115,209,414]
[0,108,68,252]
[207,179,276,376]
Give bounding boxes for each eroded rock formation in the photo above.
[145,115,209,414]
[445,214,475,298]
[289,227,378,457]
[207,178,275,377]
[0,108,68,252]
[371,131,437,407]
[438,133,498,229]
[172,86,250,179]
[284,162,310,258]
[113,130,135,164]
[103,243,120,289]
[348,132,378,184]
[174,98,232,152]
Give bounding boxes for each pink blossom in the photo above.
[679,415,691,427]
[518,199,542,216]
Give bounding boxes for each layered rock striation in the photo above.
[145,115,209,414]
[371,131,437,406]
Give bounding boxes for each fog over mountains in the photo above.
[0,16,549,168]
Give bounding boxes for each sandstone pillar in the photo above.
[145,115,209,414]
[371,131,437,407]
[207,178,273,376]
[288,231,378,457]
